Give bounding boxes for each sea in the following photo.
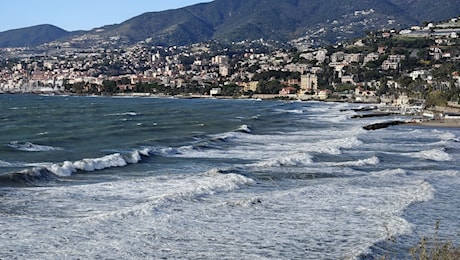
[0,94,459,259]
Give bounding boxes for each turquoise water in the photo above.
[0,94,459,259]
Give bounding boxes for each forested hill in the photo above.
[0,24,71,48]
[1,0,459,48]
[99,0,460,46]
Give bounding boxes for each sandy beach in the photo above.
[407,119,460,128]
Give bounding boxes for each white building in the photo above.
[300,73,318,93]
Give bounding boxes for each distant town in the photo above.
[1,17,460,113]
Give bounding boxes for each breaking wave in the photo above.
[252,153,314,167]
[333,156,380,167]
[46,149,151,176]
[0,148,153,185]
[407,148,452,161]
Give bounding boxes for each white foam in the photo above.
[408,148,452,161]
[432,129,458,141]
[0,160,20,167]
[45,149,152,176]
[87,171,256,220]
[224,197,262,207]
[252,153,313,167]
[216,175,431,259]
[311,136,363,155]
[237,124,251,133]
[310,114,350,123]
[73,153,127,171]
[123,112,139,116]
[7,141,63,152]
[334,156,380,167]
[371,168,408,177]
[276,109,304,114]
[157,129,363,165]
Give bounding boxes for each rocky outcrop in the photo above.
[363,120,407,130]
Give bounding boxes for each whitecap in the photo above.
[252,153,313,167]
[312,136,363,155]
[432,129,458,141]
[0,160,21,167]
[371,168,408,177]
[408,148,452,161]
[274,108,304,114]
[336,156,380,167]
[123,112,138,116]
[225,197,262,207]
[237,124,251,133]
[7,141,63,152]
[45,149,152,177]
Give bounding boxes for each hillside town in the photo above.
[1,17,460,112]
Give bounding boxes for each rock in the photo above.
[363,120,407,130]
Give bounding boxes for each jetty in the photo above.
[362,120,408,130]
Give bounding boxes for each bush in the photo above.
[410,222,460,260]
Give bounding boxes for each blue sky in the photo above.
[1,0,213,32]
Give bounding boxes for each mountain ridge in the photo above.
[0,24,72,48]
[1,0,459,48]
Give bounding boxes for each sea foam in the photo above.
[7,141,62,152]
[408,148,452,161]
[45,149,151,176]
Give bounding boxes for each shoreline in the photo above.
[406,119,460,128]
[363,119,460,130]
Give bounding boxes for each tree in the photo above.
[425,91,448,107]
[117,77,131,85]
[257,80,283,94]
[101,80,118,94]
[222,84,243,96]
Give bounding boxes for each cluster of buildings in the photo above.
[1,17,460,105]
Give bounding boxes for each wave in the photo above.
[432,129,459,142]
[251,155,379,173]
[7,141,63,152]
[0,148,153,186]
[0,160,20,167]
[0,167,60,186]
[150,145,195,157]
[334,156,380,167]
[310,114,350,123]
[252,153,314,168]
[264,174,434,259]
[224,197,262,207]
[122,112,139,116]
[207,124,252,142]
[311,136,363,155]
[407,148,452,161]
[88,169,255,220]
[370,168,408,177]
[236,124,252,133]
[150,128,364,166]
[275,109,304,114]
[46,149,151,176]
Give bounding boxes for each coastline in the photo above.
[406,119,460,128]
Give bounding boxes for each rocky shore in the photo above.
[363,119,460,130]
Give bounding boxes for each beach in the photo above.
[408,119,460,128]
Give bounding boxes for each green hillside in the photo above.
[1,0,459,48]
[0,24,71,48]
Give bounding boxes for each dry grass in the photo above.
[410,222,460,260]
